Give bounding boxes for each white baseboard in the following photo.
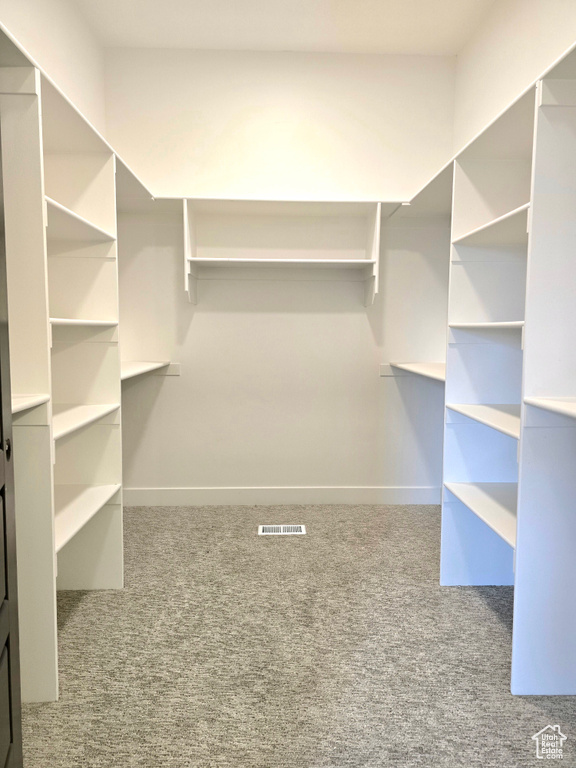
[123,486,441,506]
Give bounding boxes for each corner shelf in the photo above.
[524,397,576,420]
[11,394,50,415]
[52,403,120,441]
[45,197,116,243]
[121,361,170,381]
[452,203,530,247]
[50,318,118,328]
[445,482,518,548]
[390,362,446,382]
[54,484,121,552]
[446,403,521,439]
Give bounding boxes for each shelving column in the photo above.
[0,66,58,702]
[512,78,576,694]
[41,77,123,591]
[440,91,535,586]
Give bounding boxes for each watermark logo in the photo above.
[532,725,567,759]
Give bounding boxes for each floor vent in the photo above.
[258,525,306,535]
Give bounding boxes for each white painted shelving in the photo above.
[45,196,116,242]
[50,318,118,328]
[389,362,446,382]
[54,484,122,552]
[182,198,386,306]
[446,403,521,439]
[52,404,120,441]
[524,396,576,419]
[11,394,50,415]
[444,482,518,548]
[121,361,170,380]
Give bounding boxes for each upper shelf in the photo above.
[524,397,576,420]
[452,204,530,248]
[390,362,446,382]
[445,481,518,548]
[447,403,521,439]
[121,361,170,381]
[45,197,116,242]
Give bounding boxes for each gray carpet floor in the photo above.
[22,505,576,767]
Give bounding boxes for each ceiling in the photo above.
[77,0,496,55]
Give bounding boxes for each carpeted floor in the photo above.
[22,505,576,767]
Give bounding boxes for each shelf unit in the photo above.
[1,17,576,700]
[381,165,453,498]
[182,199,387,306]
[0,26,160,702]
[441,86,534,592]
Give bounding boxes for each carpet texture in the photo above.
[22,505,576,767]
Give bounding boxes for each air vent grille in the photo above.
[258,524,306,535]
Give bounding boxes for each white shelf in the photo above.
[50,318,118,328]
[54,484,121,553]
[445,482,518,548]
[452,203,530,247]
[45,197,116,242]
[449,321,524,330]
[11,393,50,415]
[524,397,576,420]
[447,403,521,439]
[52,403,120,441]
[121,361,170,381]
[390,362,446,382]
[188,257,376,269]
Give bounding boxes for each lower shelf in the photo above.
[54,484,121,552]
[444,482,518,548]
[390,362,446,382]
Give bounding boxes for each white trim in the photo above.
[123,486,441,506]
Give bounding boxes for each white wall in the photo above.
[0,0,106,133]
[454,0,576,151]
[104,49,455,201]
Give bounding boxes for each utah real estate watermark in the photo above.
[532,725,567,760]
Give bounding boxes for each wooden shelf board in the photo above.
[52,403,119,441]
[188,257,376,269]
[444,482,517,548]
[54,483,121,552]
[524,397,576,420]
[452,203,530,247]
[449,321,524,330]
[45,197,116,243]
[50,318,118,328]
[121,361,170,381]
[11,393,50,415]
[390,362,446,382]
[447,403,521,439]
